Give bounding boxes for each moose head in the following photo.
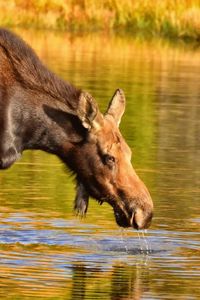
[70,89,153,229]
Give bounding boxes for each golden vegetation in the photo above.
[0,0,200,39]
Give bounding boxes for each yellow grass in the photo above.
[0,1,200,39]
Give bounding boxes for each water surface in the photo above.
[0,30,200,299]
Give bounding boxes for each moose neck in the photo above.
[0,29,86,168]
[6,86,86,167]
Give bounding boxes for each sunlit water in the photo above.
[0,29,200,299]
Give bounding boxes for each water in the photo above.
[0,29,200,299]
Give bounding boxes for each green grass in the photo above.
[1,0,200,40]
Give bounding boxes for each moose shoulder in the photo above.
[0,29,153,229]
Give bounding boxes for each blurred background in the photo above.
[0,1,200,300]
[0,0,200,39]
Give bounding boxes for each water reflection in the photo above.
[0,29,200,299]
[0,210,199,299]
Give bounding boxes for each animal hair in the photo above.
[0,28,81,112]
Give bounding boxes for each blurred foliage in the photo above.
[0,0,200,39]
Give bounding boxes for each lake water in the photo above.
[0,29,200,299]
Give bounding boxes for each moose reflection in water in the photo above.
[0,29,153,229]
[70,263,148,300]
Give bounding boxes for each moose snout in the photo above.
[134,175,154,229]
[131,187,154,230]
[131,206,153,230]
[113,194,153,230]
[114,179,153,229]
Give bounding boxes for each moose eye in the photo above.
[104,154,115,167]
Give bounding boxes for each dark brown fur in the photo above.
[0,29,81,110]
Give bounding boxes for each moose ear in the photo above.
[77,91,103,130]
[105,89,126,126]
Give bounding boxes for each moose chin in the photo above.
[0,29,153,230]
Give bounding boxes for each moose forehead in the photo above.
[78,88,132,161]
[96,117,132,160]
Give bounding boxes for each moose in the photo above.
[0,29,153,229]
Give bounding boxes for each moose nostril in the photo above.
[134,207,153,230]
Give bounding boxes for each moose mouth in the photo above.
[113,205,153,230]
[113,206,135,228]
[96,194,153,230]
[74,182,153,230]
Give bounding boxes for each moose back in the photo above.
[0,29,153,229]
